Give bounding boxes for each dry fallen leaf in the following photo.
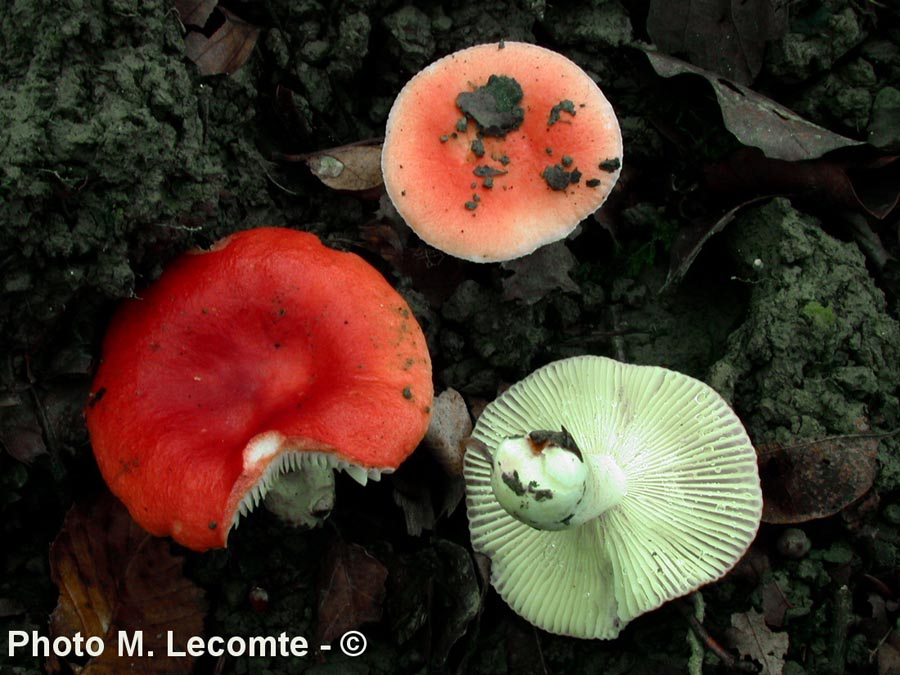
[879,639,900,675]
[728,609,789,675]
[174,0,217,27]
[392,450,466,536]
[647,0,787,85]
[761,580,791,628]
[757,434,880,524]
[385,540,482,669]
[305,142,384,193]
[501,241,580,304]
[0,396,47,464]
[315,537,388,647]
[183,8,260,77]
[424,388,472,476]
[706,148,900,220]
[359,220,407,270]
[48,494,206,674]
[661,196,769,293]
[430,540,481,667]
[646,51,863,161]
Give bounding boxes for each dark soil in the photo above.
[2,1,899,674]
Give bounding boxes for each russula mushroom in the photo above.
[382,41,623,263]
[463,355,762,639]
[85,227,433,551]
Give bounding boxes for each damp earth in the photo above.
[2,1,899,674]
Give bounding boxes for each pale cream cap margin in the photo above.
[463,355,763,639]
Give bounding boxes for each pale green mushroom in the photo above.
[463,355,762,639]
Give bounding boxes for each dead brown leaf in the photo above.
[500,241,580,304]
[879,639,900,675]
[647,0,787,85]
[646,51,864,161]
[424,388,473,477]
[359,218,407,269]
[305,142,384,193]
[706,148,900,220]
[315,537,388,647]
[359,198,468,307]
[174,0,217,27]
[661,196,769,293]
[48,494,206,674]
[385,540,482,669]
[727,609,788,675]
[506,615,549,675]
[761,580,791,628]
[757,434,880,524]
[392,450,466,536]
[184,8,260,77]
[0,396,46,464]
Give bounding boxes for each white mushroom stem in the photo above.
[490,429,627,530]
[263,465,336,529]
[232,436,390,533]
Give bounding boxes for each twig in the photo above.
[23,356,62,476]
[845,211,892,271]
[259,159,302,196]
[827,585,852,675]
[676,598,757,673]
[608,305,628,363]
[530,625,549,675]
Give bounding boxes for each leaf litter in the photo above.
[501,241,580,304]
[7,0,896,672]
[315,536,388,648]
[757,433,883,524]
[645,51,864,161]
[48,493,206,674]
[302,141,384,193]
[706,148,900,220]
[646,0,788,85]
[178,3,260,77]
[423,387,472,477]
[728,609,789,675]
[386,539,482,670]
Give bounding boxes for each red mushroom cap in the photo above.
[382,41,623,263]
[85,228,433,551]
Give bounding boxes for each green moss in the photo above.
[708,199,900,443]
[326,12,371,81]
[884,503,900,526]
[439,2,535,50]
[794,58,877,132]
[877,439,900,494]
[0,0,277,351]
[869,86,900,149]
[382,5,435,73]
[767,6,865,80]
[541,2,634,48]
[815,541,854,565]
[801,300,837,330]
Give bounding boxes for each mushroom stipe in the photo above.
[86,228,433,551]
[463,355,763,639]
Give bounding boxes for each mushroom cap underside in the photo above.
[86,227,433,550]
[464,355,762,639]
[383,41,623,263]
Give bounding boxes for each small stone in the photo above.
[777,528,812,559]
[884,503,900,526]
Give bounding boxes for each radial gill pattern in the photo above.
[463,355,762,639]
[231,447,387,532]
